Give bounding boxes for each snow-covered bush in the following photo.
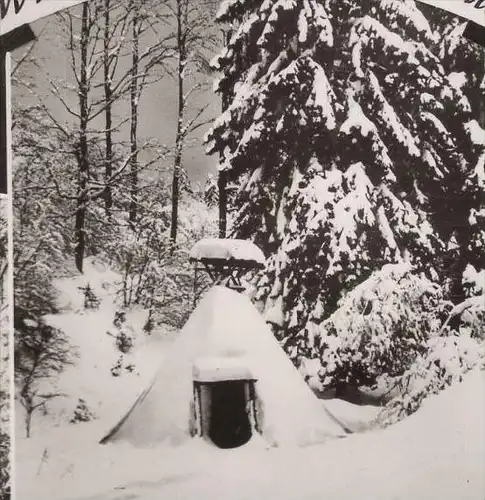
[107,312,135,355]
[110,355,135,377]
[115,331,134,354]
[143,314,155,334]
[381,333,484,425]
[15,320,73,437]
[463,264,485,297]
[110,356,123,378]
[113,311,126,328]
[457,264,485,340]
[310,264,445,391]
[0,323,9,500]
[79,284,100,310]
[379,265,485,424]
[0,426,9,500]
[70,398,96,424]
[105,193,214,329]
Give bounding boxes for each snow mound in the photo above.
[323,399,381,433]
[190,238,265,264]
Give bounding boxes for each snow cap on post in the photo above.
[190,238,265,266]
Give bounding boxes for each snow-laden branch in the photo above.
[439,296,485,335]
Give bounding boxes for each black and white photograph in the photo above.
[1,0,485,499]
[0,195,11,500]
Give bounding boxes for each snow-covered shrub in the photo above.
[109,356,135,377]
[78,284,100,310]
[0,356,9,500]
[109,311,134,354]
[458,264,485,339]
[113,311,126,328]
[115,331,133,354]
[15,320,74,437]
[311,263,445,391]
[0,427,9,500]
[70,398,96,424]
[107,205,194,329]
[110,356,123,377]
[441,295,485,342]
[379,267,485,424]
[463,264,485,297]
[143,315,155,334]
[380,333,484,425]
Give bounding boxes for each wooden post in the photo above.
[218,169,227,238]
[0,49,8,195]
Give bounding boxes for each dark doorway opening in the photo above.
[208,380,252,449]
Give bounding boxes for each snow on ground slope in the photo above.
[16,257,175,434]
[17,366,485,500]
[15,257,180,494]
[324,398,381,433]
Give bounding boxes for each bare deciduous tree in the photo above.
[168,0,218,243]
[26,0,173,271]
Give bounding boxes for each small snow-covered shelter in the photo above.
[100,286,345,448]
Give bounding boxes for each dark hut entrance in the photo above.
[208,380,251,448]
[192,357,260,449]
[193,379,259,449]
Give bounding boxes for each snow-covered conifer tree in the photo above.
[424,11,485,303]
[206,0,484,389]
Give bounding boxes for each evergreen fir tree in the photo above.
[206,0,484,385]
[423,11,485,303]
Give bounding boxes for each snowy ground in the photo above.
[16,367,485,500]
[15,258,485,500]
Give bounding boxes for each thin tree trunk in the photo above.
[129,4,140,225]
[218,29,231,238]
[103,0,113,214]
[218,170,227,238]
[25,409,32,438]
[170,0,186,244]
[75,2,90,273]
[170,144,182,243]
